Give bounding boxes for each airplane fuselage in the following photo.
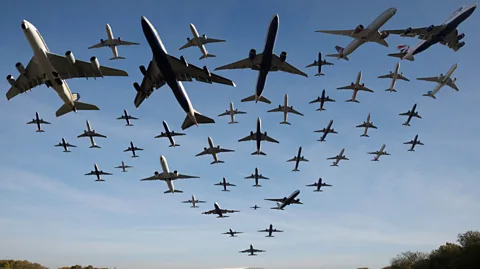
[255,118,263,153]
[280,190,300,209]
[207,136,219,162]
[389,62,401,90]
[86,120,97,147]
[189,24,209,58]
[123,109,131,125]
[160,156,177,193]
[228,102,236,122]
[320,120,334,141]
[255,15,279,101]
[105,24,119,58]
[294,147,302,170]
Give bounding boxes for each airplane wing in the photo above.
[111,39,140,46]
[26,120,36,124]
[397,73,410,81]
[261,133,279,143]
[306,183,318,187]
[202,37,226,45]
[134,60,167,108]
[117,116,127,120]
[215,53,264,71]
[367,151,379,155]
[267,106,284,113]
[140,172,167,181]
[271,54,308,77]
[315,29,357,38]
[98,171,112,175]
[182,200,193,203]
[85,171,95,176]
[238,133,256,142]
[179,40,195,50]
[221,209,240,213]
[77,132,89,138]
[257,229,269,232]
[218,148,235,153]
[446,78,459,91]
[258,175,269,180]
[176,174,199,179]
[253,248,265,252]
[92,133,107,138]
[286,156,297,162]
[403,141,414,145]
[127,115,139,120]
[38,119,51,124]
[46,52,128,79]
[399,111,410,116]
[133,147,144,151]
[326,156,338,160]
[416,76,441,83]
[264,197,286,203]
[360,86,374,92]
[273,229,283,232]
[66,143,77,147]
[214,182,224,186]
[323,61,334,66]
[325,97,335,102]
[168,55,236,86]
[225,183,236,186]
[195,149,210,157]
[88,42,109,49]
[170,132,186,137]
[287,107,304,116]
[6,57,47,100]
[385,25,445,38]
[234,110,247,114]
[202,209,216,215]
[306,61,318,68]
[378,73,394,79]
[356,123,367,128]
[337,85,355,90]
[218,111,230,117]
[300,157,309,162]
[322,183,332,187]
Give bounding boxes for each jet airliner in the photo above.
[27,112,50,132]
[54,138,76,152]
[267,94,304,125]
[327,148,349,167]
[306,178,332,192]
[179,23,226,60]
[77,120,107,148]
[265,190,302,210]
[337,71,374,103]
[88,23,140,60]
[115,161,133,172]
[378,62,410,92]
[123,141,144,158]
[309,89,336,112]
[356,113,378,137]
[218,102,247,124]
[258,224,283,237]
[195,136,234,164]
[417,63,459,99]
[368,144,390,161]
[305,52,334,76]
[214,177,236,192]
[238,117,279,155]
[182,195,206,208]
[116,109,138,126]
[399,103,422,126]
[202,202,239,218]
[315,119,338,142]
[154,121,186,147]
[287,146,309,172]
[245,167,270,187]
[85,164,112,182]
[239,244,265,256]
[404,135,424,152]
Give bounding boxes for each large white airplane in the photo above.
[368,144,390,161]
[85,164,112,182]
[7,20,128,117]
[77,120,107,148]
[179,23,226,60]
[239,244,266,256]
[417,63,459,99]
[140,155,199,194]
[182,195,206,208]
[356,113,378,137]
[327,148,349,167]
[88,23,140,60]
[337,71,374,103]
[202,202,240,218]
[386,4,477,61]
[218,102,247,124]
[267,94,304,125]
[378,62,410,92]
[195,136,235,164]
[315,8,397,60]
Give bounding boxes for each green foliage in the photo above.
[457,230,480,248]
[0,260,48,269]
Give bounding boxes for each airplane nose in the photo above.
[21,20,28,30]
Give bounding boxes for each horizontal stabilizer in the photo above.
[199,54,216,60]
[251,150,266,156]
[345,99,360,103]
[314,73,325,77]
[241,94,271,104]
[316,108,326,111]
[360,134,369,137]
[253,185,262,187]
[36,130,45,133]
[64,150,71,153]
[216,215,230,218]
[89,145,101,148]
[126,124,134,126]
[385,88,397,92]
[280,121,291,125]
[423,93,436,99]
[222,189,230,192]
[314,190,323,192]
[181,111,215,130]
[211,160,225,165]
[408,149,415,152]
[164,189,183,194]
[110,56,126,60]
[402,122,411,126]
[169,144,180,147]
[292,169,299,172]
[228,121,239,124]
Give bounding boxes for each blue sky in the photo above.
[0,0,479,268]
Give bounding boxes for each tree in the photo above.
[457,230,480,248]
[390,251,428,269]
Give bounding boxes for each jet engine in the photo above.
[354,24,364,34]
[204,147,208,151]
[457,41,465,49]
[180,55,189,67]
[154,171,159,175]
[118,37,122,42]
[249,49,256,60]
[202,34,207,40]
[133,82,142,93]
[217,145,221,149]
[160,132,164,136]
[361,83,364,87]
[294,199,300,203]
[380,30,389,39]
[280,51,287,62]
[426,25,435,32]
[90,56,100,71]
[173,170,178,176]
[187,37,191,42]
[203,66,212,79]
[403,27,412,35]
[278,105,281,108]
[457,33,465,41]
[6,75,15,86]
[66,51,76,65]
[427,91,433,95]
[250,131,254,136]
[16,62,26,75]
[139,65,147,75]
[350,82,354,86]
[171,131,176,135]
[100,39,104,43]
[264,132,267,137]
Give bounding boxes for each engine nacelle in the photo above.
[457,41,465,49]
[350,82,354,86]
[204,147,208,151]
[457,33,465,41]
[250,131,254,136]
[180,56,188,67]
[154,171,159,175]
[139,65,147,75]
[90,56,100,70]
[249,49,256,60]
[280,51,287,62]
[173,170,178,176]
[361,83,365,88]
[15,62,26,75]
[264,132,267,137]
[65,51,76,65]
[133,82,142,93]
[202,34,207,40]
[100,39,104,43]
[203,66,211,78]
[354,24,364,34]
[160,132,164,136]
[217,145,221,149]
[6,75,15,86]
[403,27,412,35]
[426,25,435,32]
[118,37,122,42]
[380,30,389,39]
[187,37,191,42]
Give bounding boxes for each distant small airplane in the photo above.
[404,134,424,152]
[154,121,186,147]
[258,224,283,237]
[116,109,138,126]
[399,103,422,126]
[265,190,302,210]
[245,167,270,187]
[123,141,143,158]
[315,119,338,142]
[88,23,140,60]
[85,164,112,182]
[195,136,234,164]
[306,178,332,192]
[267,94,304,125]
[114,161,133,172]
[223,229,243,237]
[218,102,247,124]
[202,202,239,218]
[54,138,76,153]
[251,205,261,210]
[305,52,334,76]
[378,62,410,92]
[309,89,336,112]
[287,146,309,172]
[238,117,279,155]
[77,120,107,148]
[327,148,349,167]
[356,113,378,137]
[337,71,374,103]
[27,112,50,132]
[417,63,459,99]
[239,244,266,256]
[368,144,390,161]
[182,195,206,208]
[179,23,226,60]
[214,177,236,192]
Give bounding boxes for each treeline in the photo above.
[0,262,108,269]
[382,230,480,269]
[58,266,108,269]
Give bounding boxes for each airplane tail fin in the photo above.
[228,121,239,124]
[386,88,397,92]
[217,215,230,218]
[326,46,349,60]
[110,56,126,60]
[211,160,225,165]
[199,54,216,60]
[169,144,180,147]
[241,94,271,104]
[89,145,101,149]
[181,110,215,130]
[280,121,291,125]
[423,91,436,99]
[314,73,325,77]
[316,108,326,112]
[345,99,360,103]
[36,129,45,133]
[251,150,267,156]
[360,134,369,137]
[164,189,183,194]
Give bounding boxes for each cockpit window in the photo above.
[36,30,49,51]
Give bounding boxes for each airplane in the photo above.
[214,177,236,192]
[245,167,270,187]
[140,155,199,194]
[258,224,283,237]
[218,102,247,124]
[54,138,76,152]
[314,119,338,142]
[337,71,374,103]
[116,109,138,126]
[378,62,410,92]
[306,178,332,192]
[287,146,309,172]
[327,148,349,167]
[309,89,336,112]
[77,120,107,148]
[305,52,334,76]
[399,103,422,126]
[238,117,279,155]
[26,112,50,132]
[265,190,302,210]
[88,23,140,60]
[315,8,397,60]
[239,244,266,256]
[85,164,112,182]
[114,161,133,172]
[7,20,128,117]
[215,14,307,104]
[201,202,240,218]
[251,205,261,210]
[267,94,304,125]
[223,229,243,237]
[182,195,206,208]
[123,141,144,158]
[154,121,186,147]
[356,113,378,137]
[386,4,477,61]
[179,23,226,60]
[404,134,424,152]
[368,144,390,161]
[134,17,235,129]
[417,63,459,99]
[195,136,234,164]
